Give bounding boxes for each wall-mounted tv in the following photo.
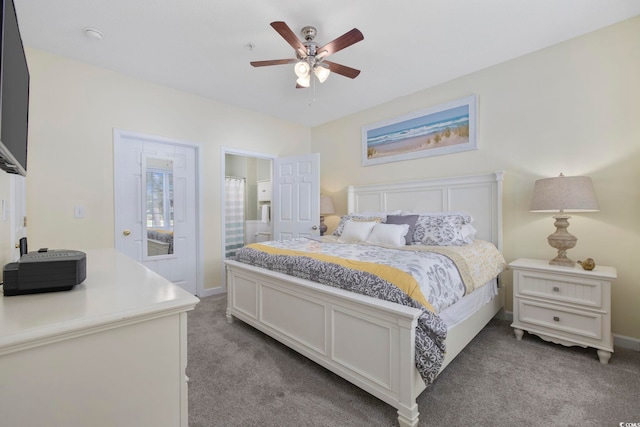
[0,0,29,176]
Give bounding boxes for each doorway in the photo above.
[223,150,273,254]
[220,149,321,291]
[114,129,203,296]
[221,147,274,284]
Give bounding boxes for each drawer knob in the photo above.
[553,287,560,292]
[553,316,560,322]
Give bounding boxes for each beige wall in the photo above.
[311,16,640,339]
[0,173,14,267]
[23,48,311,291]
[8,17,638,341]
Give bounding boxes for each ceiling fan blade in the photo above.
[250,59,297,67]
[270,21,307,56]
[323,61,361,79]
[317,28,363,57]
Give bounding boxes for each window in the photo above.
[146,169,173,228]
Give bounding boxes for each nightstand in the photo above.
[510,258,617,364]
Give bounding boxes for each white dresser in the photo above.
[0,248,199,427]
[510,258,616,364]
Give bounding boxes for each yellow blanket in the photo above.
[400,240,507,294]
[245,243,436,313]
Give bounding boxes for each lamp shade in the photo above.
[294,61,310,78]
[296,74,310,88]
[320,195,335,215]
[530,174,599,213]
[314,65,330,83]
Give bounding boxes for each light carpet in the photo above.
[188,294,640,427]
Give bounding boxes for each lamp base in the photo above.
[319,215,327,236]
[547,214,577,267]
[549,253,576,267]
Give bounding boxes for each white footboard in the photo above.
[225,260,427,427]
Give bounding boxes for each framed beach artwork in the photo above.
[362,94,478,166]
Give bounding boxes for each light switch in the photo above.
[74,205,86,218]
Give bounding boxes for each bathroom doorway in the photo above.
[222,149,274,260]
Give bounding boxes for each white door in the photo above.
[272,153,320,240]
[114,130,198,295]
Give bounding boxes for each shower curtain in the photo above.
[225,177,245,258]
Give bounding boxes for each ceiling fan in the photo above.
[250,21,364,88]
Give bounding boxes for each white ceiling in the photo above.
[15,0,640,127]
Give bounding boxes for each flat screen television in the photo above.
[0,0,29,176]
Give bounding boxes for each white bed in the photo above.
[225,171,505,427]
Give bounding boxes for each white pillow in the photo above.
[338,220,376,243]
[461,223,478,242]
[366,223,410,247]
[333,215,382,237]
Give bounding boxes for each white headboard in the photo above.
[347,171,504,251]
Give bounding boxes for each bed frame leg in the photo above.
[225,308,234,324]
[397,404,419,427]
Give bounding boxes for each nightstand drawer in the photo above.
[518,300,602,340]
[515,270,602,308]
[510,259,616,363]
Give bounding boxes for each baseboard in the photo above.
[613,334,640,351]
[198,286,225,298]
[500,310,639,351]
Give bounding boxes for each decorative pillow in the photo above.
[385,215,419,245]
[366,223,410,247]
[338,220,377,243]
[411,212,475,246]
[333,215,383,237]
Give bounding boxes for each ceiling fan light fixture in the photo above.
[251,22,363,89]
[296,74,311,88]
[294,61,311,78]
[314,65,330,83]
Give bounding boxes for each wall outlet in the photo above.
[74,205,86,218]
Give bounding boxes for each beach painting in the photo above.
[362,95,477,166]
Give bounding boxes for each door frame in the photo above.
[113,128,204,296]
[220,146,275,293]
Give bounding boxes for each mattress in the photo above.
[439,278,499,330]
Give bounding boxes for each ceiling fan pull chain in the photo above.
[308,77,317,107]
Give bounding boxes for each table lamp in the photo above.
[530,173,599,267]
[320,195,335,236]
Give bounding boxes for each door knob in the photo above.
[311,226,318,230]
[123,229,131,236]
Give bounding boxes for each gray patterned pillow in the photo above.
[411,213,475,246]
[333,215,383,237]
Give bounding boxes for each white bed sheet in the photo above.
[439,278,499,330]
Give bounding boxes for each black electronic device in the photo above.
[2,249,87,296]
[0,0,30,176]
[19,236,27,256]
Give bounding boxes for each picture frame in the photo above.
[362,94,478,166]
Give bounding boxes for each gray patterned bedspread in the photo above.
[235,239,453,384]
